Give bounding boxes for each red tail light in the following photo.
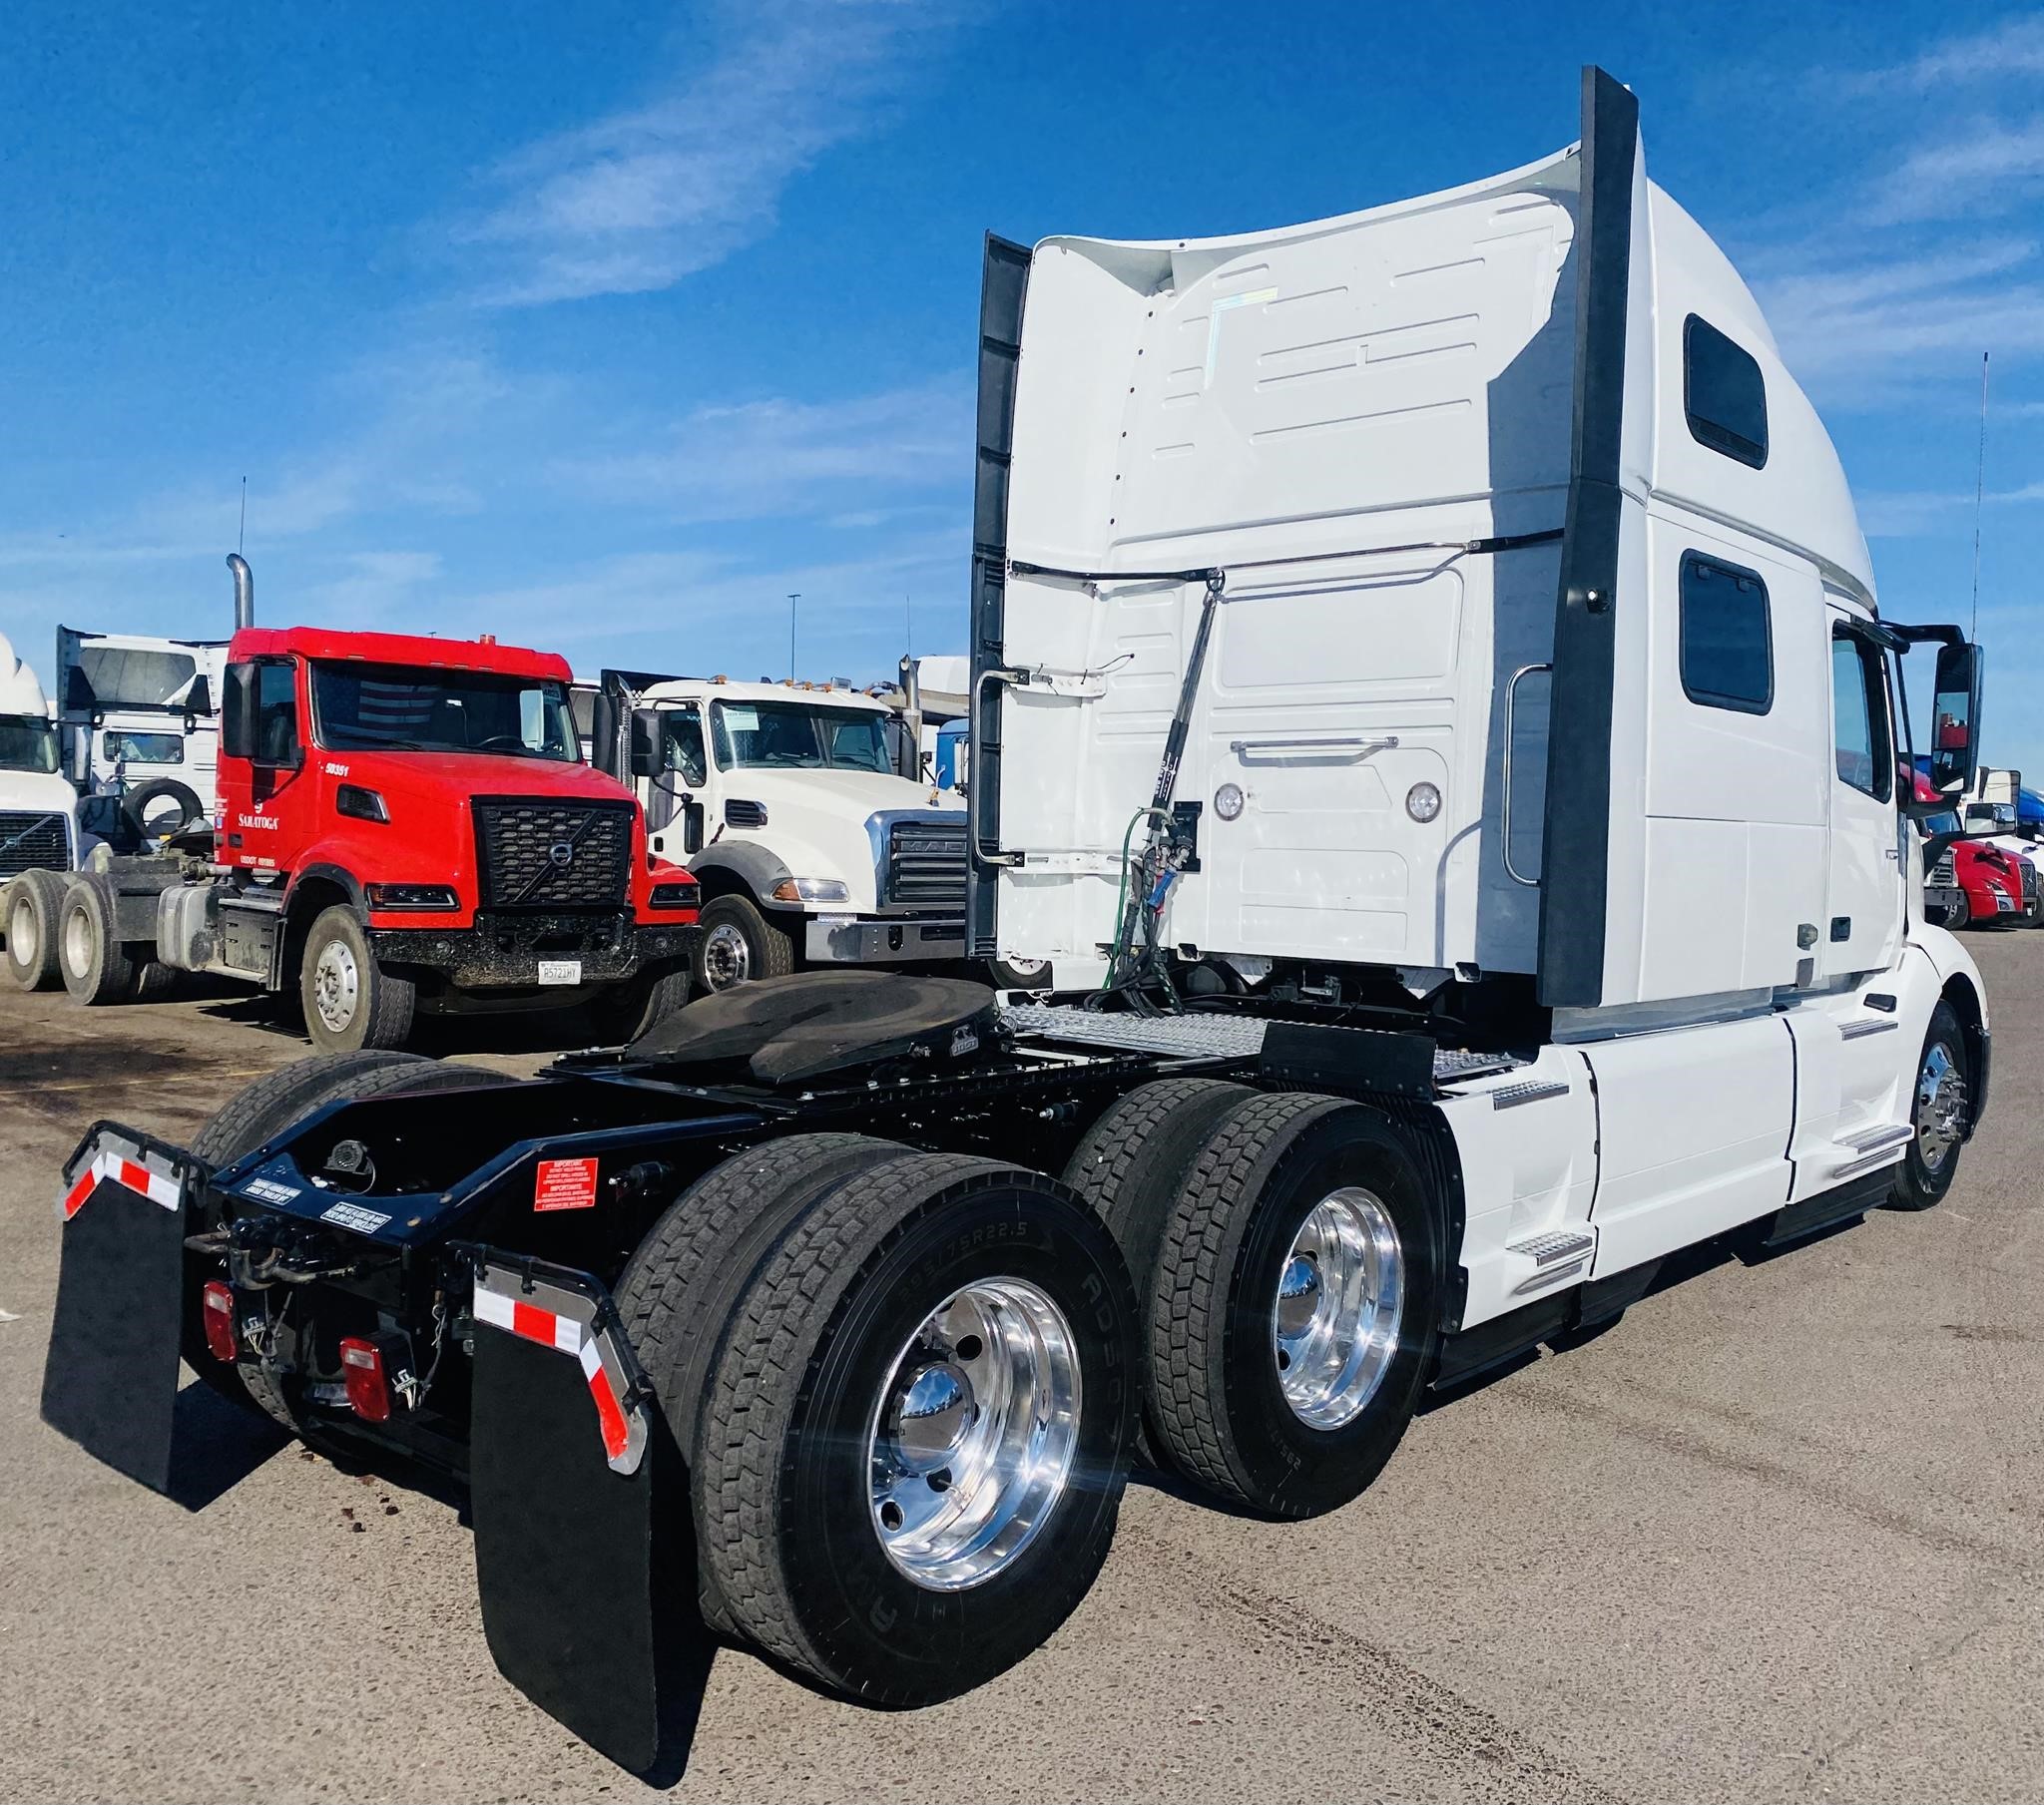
[200,1282,238,1364]
[338,1337,392,1423]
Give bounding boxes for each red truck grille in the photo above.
[472,797,633,910]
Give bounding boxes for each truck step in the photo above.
[1829,1122,1913,1179]
[1506,1228,1594,1294]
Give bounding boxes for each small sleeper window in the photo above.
[1684,315,1768,469]
[1680,552,1772,714]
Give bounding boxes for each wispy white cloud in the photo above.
[1855,480,2044,538]
[1841,13,2044,91]
[1871,118,2044,224]
[451,0,960,306]
[554,373,970,522]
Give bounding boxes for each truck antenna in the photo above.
[238,475,248,556]
[1970,351,1988,642]
[904,592,912,661]
[787,593,800,679]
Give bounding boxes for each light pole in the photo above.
[787,593,800,680]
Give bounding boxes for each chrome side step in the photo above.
[1830,1122,1914,1179]
[1507,1228,1594,1294]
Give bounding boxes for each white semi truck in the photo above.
[56,624,227,837]
[41,70,1996,1769]
[595,672,974,991]
[0,632,83,986]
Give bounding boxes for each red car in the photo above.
[1916,772,2026,928]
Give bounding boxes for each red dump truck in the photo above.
[0,557,699,1049]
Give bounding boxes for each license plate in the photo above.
[538,959,584,985]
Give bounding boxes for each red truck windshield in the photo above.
[310,662,579,761]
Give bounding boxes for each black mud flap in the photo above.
[466,1250,664,1773]
[40,1123,204,1492]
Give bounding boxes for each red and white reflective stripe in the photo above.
[471,1283,580,1353]
[576,1338,633,1465]
[471,1271,644,1474]
[60,1148,183,1221]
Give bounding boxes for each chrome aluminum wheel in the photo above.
[866,1278,1081,1591]
[311,938,360,1035]
[701,922,752,990]
[1914,1042,1965,1172]
[11,896,37,967]
[1273,1187,1403,1430]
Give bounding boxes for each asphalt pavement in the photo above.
[1,945,2039,1803]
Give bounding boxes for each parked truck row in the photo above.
[34,67,2006,1778]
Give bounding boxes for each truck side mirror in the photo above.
[186,675,213,716]
[628,707,664,779]
[1928,641,1984,794]
[221,664,258,761]
[65,724,91,787]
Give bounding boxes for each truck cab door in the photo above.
[1821,612,1902,978]
[644,701,710,857]
[220,658,305,872]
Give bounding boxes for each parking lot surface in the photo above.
[1,946,2039,1804]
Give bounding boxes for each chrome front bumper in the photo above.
[804,916,968,963]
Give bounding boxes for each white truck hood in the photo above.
[705,768,962,913]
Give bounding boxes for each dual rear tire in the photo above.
[618,1139,1138,1705]
[1064,1082,1440,1519]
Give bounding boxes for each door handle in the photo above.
[1501,662,1552,887]
[1228,734,1398,759]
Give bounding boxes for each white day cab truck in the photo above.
[592,672,1002,990]
[38,71,1994,1771]
[0,633,83,974]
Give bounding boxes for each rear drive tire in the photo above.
[693,1151,1139,1704]
[298,904,415,1053]
[57,874,139,1005]
[616,1131,907,1626]
[1146,1093,1441,1519]
[1063,1076,1254,1450]
[694,892,796,993]
[1888,1001,1968,1211]
[2,868,67,991]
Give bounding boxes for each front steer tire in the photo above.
[692,1151,1140,1704]
[586,963,694,1048]
[298,904,416,1054]
[2,868,68,991]
[1887,1001,1969,1211]
[693,892,796,993]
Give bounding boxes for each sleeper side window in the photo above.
[1679,553,1773,715]
[1684,315,1768,469]
[1830,632,1892,802]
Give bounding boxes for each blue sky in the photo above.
[2,1,2039,768]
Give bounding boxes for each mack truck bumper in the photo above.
[369,910,698,990]
[804,914,967,963]
[39,1121,673,1771]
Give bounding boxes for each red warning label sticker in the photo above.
[534,1157,599,1212]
